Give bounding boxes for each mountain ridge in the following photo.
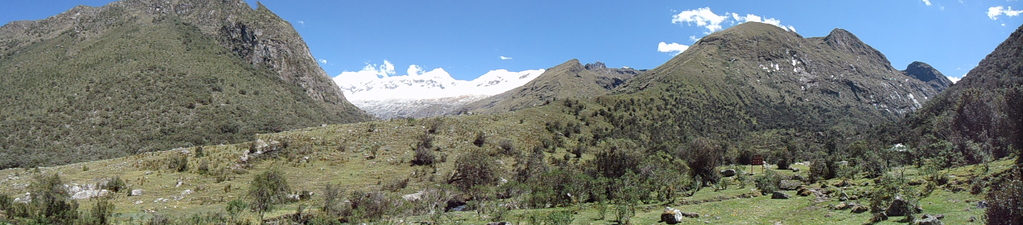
[0,0,370,168]
[456,59,640,114]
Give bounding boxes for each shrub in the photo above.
[987,168,1023,225]
[249,169,292,220]
[82,198,115,225]
[754,170,782,195]
[321,183,343,217]
[226,199,248,222]
[473,132,487,147]
[449,150,500,192]
[686,137,721,183]
[101,176,126,193]
[411,143,436,166]
[29,173,79,224]
[345,191,392,223]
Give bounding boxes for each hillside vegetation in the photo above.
[0,0,370,168]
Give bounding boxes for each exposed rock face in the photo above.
[903,61,953,92]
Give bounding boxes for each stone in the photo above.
[912,214,944,225]
[834,202,851,210]
[130,189,144,196]
[487,222,511,225]
[681,212,700,218]
[977,201,988,209]
[661,207,684,224]
[771,191,791,199]
[779,180,802,190]
[791,168,800,173]
[869,212,888,223]
[851,204,869,213]
[720,169,736,177]
[885,196,919,217]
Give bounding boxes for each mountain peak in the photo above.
[584,61,607,70]
[903,61,952,91]
[823,28,893,69]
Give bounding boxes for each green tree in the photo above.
[29,173,79,224]
[249,169,292,221]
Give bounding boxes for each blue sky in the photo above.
[2,0,1021,81]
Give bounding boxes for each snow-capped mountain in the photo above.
[332,61,545,119]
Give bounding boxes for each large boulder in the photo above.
[885,196,921,216]
[771,191,791,199]
[779,180,803,190]
[851,204,869,213]
[660,207,684,224]
[720,169,736,177]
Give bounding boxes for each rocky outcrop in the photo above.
[903,61,952,92]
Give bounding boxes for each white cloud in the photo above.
[407,65,424,76]
[672,7,730,33]
[657,42,690,55]
[319,59,327,64]
[947,75,961,83]
[500,56,513,60]
[922,0,932,6]
[730,13,794,32]
[672,8,796,34]
[988,6,1023,20]
[689,35,700,42]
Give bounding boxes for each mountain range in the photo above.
[333,66,544,119]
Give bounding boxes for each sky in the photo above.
[1,0,1021,83]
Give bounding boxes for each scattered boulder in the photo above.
[681,212,700,218]
[130,189,144,196]
[487,222,511,225]
[661,207,684,224]
[912,214,944,225]
[779,180,802,190]
[720,169,736,177]
[402,190,425,201]
[791,167,800,172]
[771,191,791,199]
[833,202,851,210]
[851,204,869,213]
[977,201,988,209]
[885,196,921,217]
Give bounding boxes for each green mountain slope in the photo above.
[900,24,1023,166]
[0,0,371,168]
[594,22,950,155]
[456,59,639,114]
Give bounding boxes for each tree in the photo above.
[448,150,499,192]
[249,169,292,221]
[686,137,721,183]
[29,173,79,224]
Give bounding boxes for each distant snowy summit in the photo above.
[332,61,545,119]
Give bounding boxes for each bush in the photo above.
[987,168,1023,225]
[754,170,782,195]
[321,184,343,217]
[686,137,721,183]
[345,191,393,223]
[29,173,79,224]
[473,132,487,147]
[449,150,500,192]
[249,169,292,220]
[82,198,115,225]
[101,176,126,193]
